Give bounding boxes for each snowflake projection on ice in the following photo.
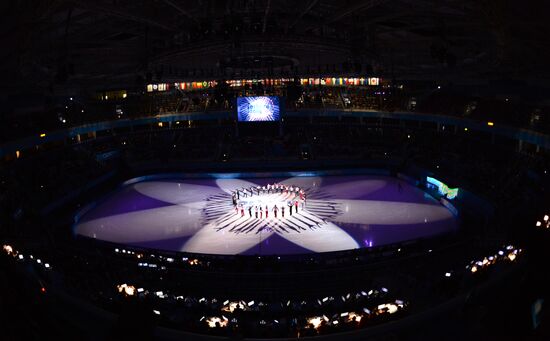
[74,176,456,255]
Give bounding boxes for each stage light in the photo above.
[536,221,542,226]
[40,133,46,138]
[464,127,468,131]
[18,254,24,260]
[445,272,451,277]
[70,97,73,101]
[340,312,349,317]
[471,265,478,273]
[2,245,13,255]
[378,303,398,314]
[487,121,494,126]
[206,316,228,328]
[544,215,549,221]
[307,317,323,329]
[363,308,371,314]
[117,284,136,296]
[153,310,160,315]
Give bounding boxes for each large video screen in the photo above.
[237,96,280,122]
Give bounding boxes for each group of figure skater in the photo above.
[231,183,307,219]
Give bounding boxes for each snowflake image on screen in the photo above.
[237,97,280,121]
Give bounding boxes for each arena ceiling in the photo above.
[1,0,549,91]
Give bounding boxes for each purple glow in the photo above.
[75,175,458,255]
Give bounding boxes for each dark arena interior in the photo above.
[2,1,550,340]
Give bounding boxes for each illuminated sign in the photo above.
[426,177,459,199]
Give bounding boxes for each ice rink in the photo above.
[74,175,458,255]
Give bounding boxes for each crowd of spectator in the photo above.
[1,82,549,143]
[1,238,523,338]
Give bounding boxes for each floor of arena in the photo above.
[74,175,458,255]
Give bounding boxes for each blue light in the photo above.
[426,176,459,199]
[237,97,280,122]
